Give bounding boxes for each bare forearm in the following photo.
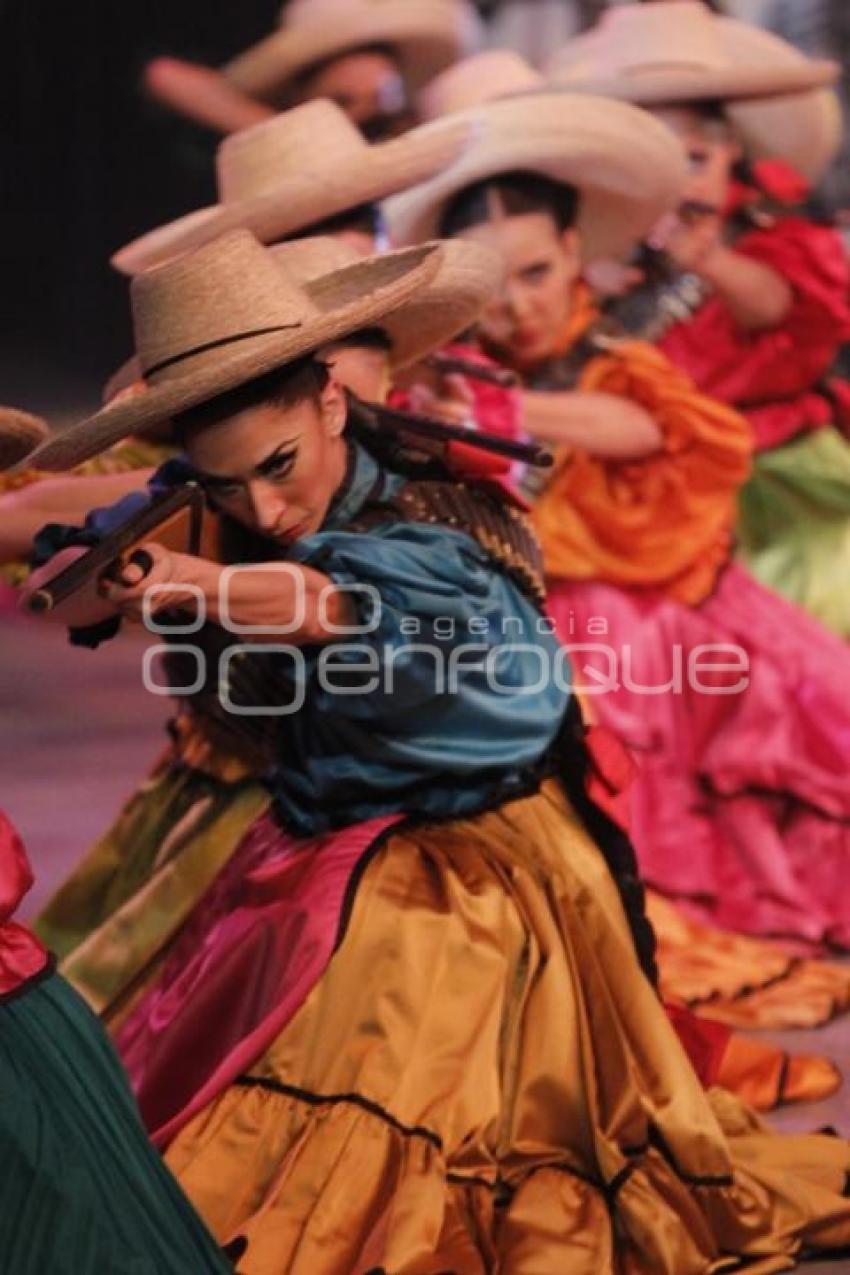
[0,471,154,563]
[143,58,274,135]
[520,390,663,459]
[25,548,353,642]
[194,560,354,643]
[698,245,793,331]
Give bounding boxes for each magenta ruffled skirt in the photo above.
[550,563,850,947]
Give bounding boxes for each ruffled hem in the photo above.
[650,893,850,1031]
[168,1079,850,1275]
[155,784,850,1273]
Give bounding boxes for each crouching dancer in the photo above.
[26,230,850,1273]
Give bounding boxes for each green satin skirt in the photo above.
[737,426,850,639]
[0,971,229,1273]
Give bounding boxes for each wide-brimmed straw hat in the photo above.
[385,92,688,262]
[223,0,483,105]
[28,230,444,473]
[269,236,497,366]
[418,49,542,121]
[546,2,841,184]
[112,100,470,277]
[103,235,499,402]
[0,409,48,471]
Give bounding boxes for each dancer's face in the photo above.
[297,49,408,132]
[652,105,740,215]
[186,379,348,543]
[456,211,581,369]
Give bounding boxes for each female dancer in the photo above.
[387,86,850,957]
[24,226,850,1274]
[0,417,229,1273]
[549,0,850,637]
[143,0,481,140]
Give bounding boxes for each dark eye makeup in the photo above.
[521,262,552,284]
[258,446,298,479]
[200,442,299,496]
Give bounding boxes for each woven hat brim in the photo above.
[0,409,49,471]
[384,93,688,263]
[112,117,469,277]
[379,238,498,367]
[27,244,442,473]
[285,238,498,368]
[540,69,841,184]
[105,237,498,408]
[546,61,839,107]
[224,3,481,101]
[726,86,843,184]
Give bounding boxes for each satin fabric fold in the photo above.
[650,892,850,1031]
[38,756,272,1013]
[163,782,850,1273]
[550,568,850,946]
[659,203,850,453]
[0,812,48,997]
[115,810,401,1145]
[529,286,752,606]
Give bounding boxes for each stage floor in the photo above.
[1,607,848,1270]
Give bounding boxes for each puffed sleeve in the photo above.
[289,520,561,722]
[660,218,850,447]
[265,520,568,833]
[532,340,753,605]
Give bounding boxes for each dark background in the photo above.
[0,0,281,408]
[0,0,503,411]
[3,0,845,414]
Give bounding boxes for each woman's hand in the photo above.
[649,208,792,329]
[649,208,724,275]
[97,542,209,624]
[404,371,476,428]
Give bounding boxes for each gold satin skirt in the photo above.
[166,781,850,1273]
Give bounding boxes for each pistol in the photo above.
[426,353,519,389]
[349,395,552,469]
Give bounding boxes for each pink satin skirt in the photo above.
[549,563,850,947]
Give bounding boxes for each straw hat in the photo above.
[0,409,48,471]
[28,230,443,473]
[112,100,471,277]
[385,93,688,262]
[270,236,498,367]
[546,2,841,184]
[103,235,499,402]
[418,49,542,121]
[224,0,483,105]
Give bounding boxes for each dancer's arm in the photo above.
[519,390,662,459]
[143,57,274,135]
[657,210,793,331]
[0,470,154,563]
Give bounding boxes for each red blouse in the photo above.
[0,811,50,998]
[660,162,850,451]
